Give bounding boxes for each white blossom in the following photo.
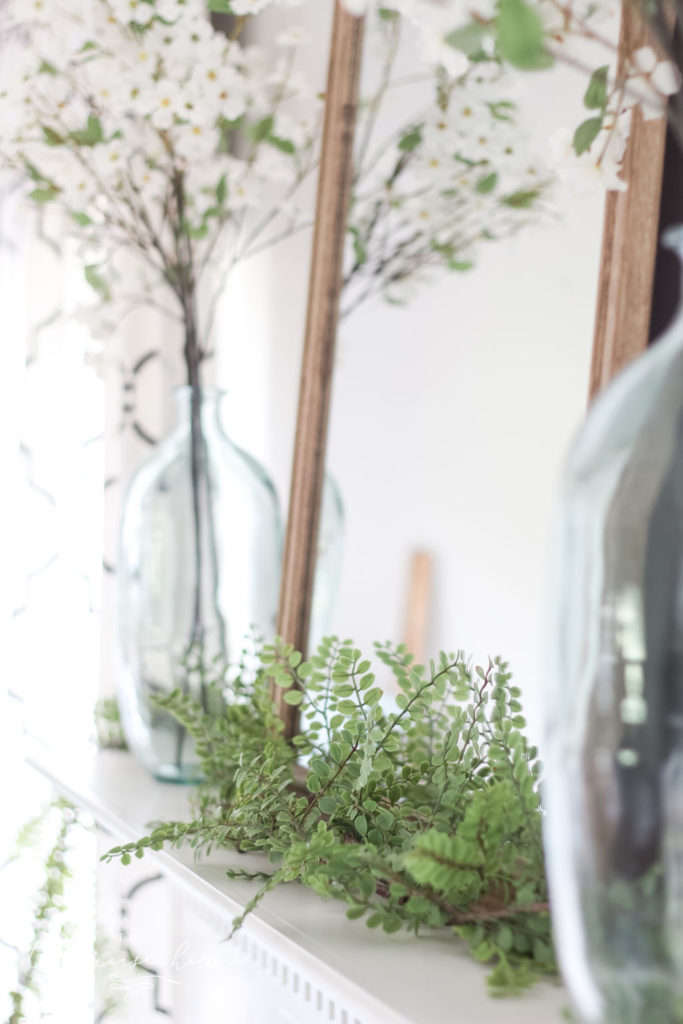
[276,26,312,48]
[139,80,186,131]
[549,126,626,195]
[652,60,681,96]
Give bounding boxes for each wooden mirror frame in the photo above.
[590,7,669,399]
[273,1,365,738]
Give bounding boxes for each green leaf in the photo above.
[70,211,93,227]
[42,126,65,147]
[268,135,296,155]
[475,171,498,194]
[352,872,372,899]
[584,65,609,110]
[28,188,58,203]
[378,6,400,19]
[403,829,482,894]
[337,700,358,714]
[333,683,354,698]
[84,264,109,298]
[496,0,553,70]
[573,116,603,156]
[497,924,514,951]
[533,937,553,964]
[348,226,367,267]
[445,22,489,57]
[364,687,383,706]
[488,100,516,122]
[207,0,233,10]
[283,689,303,706]
[70,115,103,147]
[216,174,227,205]
[346,905,367,919]
[398,127,422,153]
[377,808,394,830]
[272,672,292,690]
[473,940,495,962]
[248,116,274,144]
[25,162,46,184]
[501,189,540,209]
[454,153,479,169]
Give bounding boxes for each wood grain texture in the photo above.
[403,551,434,668]
[589,7,668,401]
[273,2,364,737]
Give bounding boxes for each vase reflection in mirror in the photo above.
[310,473,344,654]
[117,387,344,782]
[545,226,683,1023]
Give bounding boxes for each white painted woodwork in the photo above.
[29,750,568,1024]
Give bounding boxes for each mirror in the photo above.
[221,0,617,734]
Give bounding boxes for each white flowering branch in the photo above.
[338,0,680,193]
[0,0,557,341]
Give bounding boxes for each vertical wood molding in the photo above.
[274,2,364,736]
[402,551,434,669]
[589,7,668,400]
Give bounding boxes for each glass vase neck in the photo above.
[173,386,226,428]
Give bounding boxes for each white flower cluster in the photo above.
[0,0,554,333]
[0,0,318,325]
[535,0,681,192]
[389,0,680,193]
[344,59,549,310]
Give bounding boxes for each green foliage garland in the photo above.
[6,696,126,1023]
[94,696,128,751]
[6,798,81,1024]
[103,637,555,994]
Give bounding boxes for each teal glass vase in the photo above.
[545,228,683,1023]
[117,388,282,782]
[310,473,344,652]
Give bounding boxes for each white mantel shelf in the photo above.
[29,749,568,1024]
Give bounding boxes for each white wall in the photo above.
[218,5,607,735]
[328,215,600,736]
